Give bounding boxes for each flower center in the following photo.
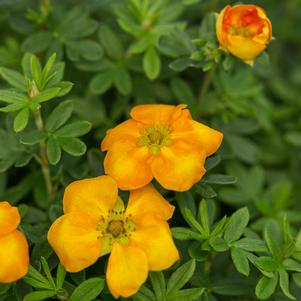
[137,126,172,155]
[96,197,136,255]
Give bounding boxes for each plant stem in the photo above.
[198,66,215,105]
[33,109,54,198]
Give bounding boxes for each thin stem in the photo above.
[198,66,215,105]
[33,109,55,198]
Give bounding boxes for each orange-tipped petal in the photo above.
[104,141,153,190]
[106,243,148,298]
[151,141,206,191]
[0,202,20,236]
[0,230,29,283]
[47,212,101,272]
[101,119,141,151]
[130,214,179,271]
[63,176,118,223]
[126,184,175,221]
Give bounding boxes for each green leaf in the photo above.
[0,102,27,113]
[166,288,204,301]
[23,277,52,290]
[55,121,91,137]
[0,67,27,91]
[209,236,229,252]
[231,247,250,276]
[133,285,156,301]
[32,88,61,103]
[255,275,278,300]
[20,130,47,145]
[292,273,301,288]
[0,89,28,103]
[264,221,282,260]
[203,174,237,185]
[46,100,74,132]
[198,200,210,235]
[59,137,86,156]
[22,32,53,53]
[149,272,166,301]
[40,53,57,89]
[30,54,42,87]
[166,259,196,295]
[285,131,301,147]
[143,47,161,80]
[56,263,66,289]
[57,81,73,97]
[98,25,124,59]
[283,259,301,272]
[233,238,267,252]
[255,256,279,272]
[41,257,56,289]
[22,52,32,77]
[114,67,132,95]
[69,277,104,301]
[80,40,104,61]
[279,269,296,300]
[27,265,50,285]
[14,107,30,132]
[47,137,61,165]
[23,290,56,301]
[224,207,249,243]
[183,208,207,237]
[172,227,203,241]
[89,71,114,95]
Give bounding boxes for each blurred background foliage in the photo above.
[0,0,301,300]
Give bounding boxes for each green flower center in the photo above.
[96,197,136,255]
[137,126,172,155]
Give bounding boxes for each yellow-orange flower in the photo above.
[47,176,179,298]
[101,104,223,192]
[216,4,272,64]
[0,201,29,283]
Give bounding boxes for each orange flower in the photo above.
[47,176,179,298]
[0,201,29,283]
[101,104,223,191]
[216,4,272,64]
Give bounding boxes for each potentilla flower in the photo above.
[216,4,272,65]
[0,201,29,283]
[47,176,179,298]
[101,104,223,191]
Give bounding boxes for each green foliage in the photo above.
[0,0,300,300]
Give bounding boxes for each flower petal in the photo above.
[126,184,174,221]
[130,104,186,125]
[177,120,223,157]
[63,176,118,222]
[106,243,148,298]
[47,212,101,272]
[101,119,141,151]
[130,213,179,271]
[0,230,29,283]
[0,202,20,236]
[104,140,153,190]
[151,141,206,191]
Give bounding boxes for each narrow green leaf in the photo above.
[143,47,161,80]
[231,247,250,276]
[32,88,61,103]
[57,81,73,96]
[27,265,50,285]
[69,277,104,301]
[14,107,30,132]
[41,257,56,289]
[166,259,196,295]
[30,54,42,88]
[279,269,296,300]
[56,263,66,289]
[20,130,47,145]
[203,174,237,185]
[133,285,156,301]
[233,238,267,252]
[255,274,278,300]
[264,221,282,260]
[0,89,28,103]
[114,67,132,95]
[283,259,301,272]
[23,277,52,290]
[22,32,53,53]
[209,236,229,252]
[89,71,113,95]
[255,256,280,272]
[47,137,61,165]
[166,288,204,301]
[149,272,166,301]
[224,207,249,243]
[0,67,27,91]
[40,53,57,89]
[59,137,86,156]
[23,290,56,301]
[55,121,91,137]
[183,208,207,237]
[46,100,74,132]
[171,227,204,241]
[198,200,210,235]
[0,102,26,113]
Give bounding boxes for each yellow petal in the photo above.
[151,141,206,191]
[101,119,141,151]
[63,176,118,223]
[126,184,174,221]
[47,212,101,272]
[106,243,148,298]
[226,34,266,62]
[0,202,20,236]
[0,230,29,283]
[130,104,185,125]
[130,214,179,271]
[104,140,153,190]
